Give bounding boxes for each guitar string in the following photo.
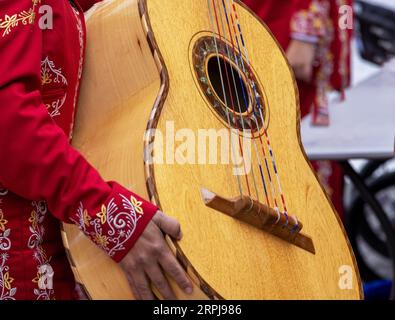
[222,0,279,213]
[212,0,279,213]
[210,0,252,196]
[207,0,291,224]
[229,0,290,221]
[219,0,273,207]
[216,0,260,202]
[206,0,243,197]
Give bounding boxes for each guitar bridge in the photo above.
[201,188,315,254]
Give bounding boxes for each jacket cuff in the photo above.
[71,182,158,262]
[290,33,319,44]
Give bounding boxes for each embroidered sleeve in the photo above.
[290,0,331,43]
[71,183,158,261]
[0,0,157,263]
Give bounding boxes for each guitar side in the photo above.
[63,0,167,299]
[63,0,209,300]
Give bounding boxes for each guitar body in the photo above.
[62,0,362,299]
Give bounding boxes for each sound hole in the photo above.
[191,36,267,132]
[207,56,250,114]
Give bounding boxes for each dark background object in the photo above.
[355,0,395,65]
[345,160,395,300]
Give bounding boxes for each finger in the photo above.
[145,263,175,300]
[153,211,182,240]
[132,269,155,300]
[120,258,143,300]
[160,247,193,295]
[126,274,142,300]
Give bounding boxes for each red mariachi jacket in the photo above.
[0,0,158,300]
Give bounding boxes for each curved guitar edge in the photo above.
[264,14,365,302]
[275,20,365,302]
[139,0,363,300]
[138,0,222,301]
[247,5,364,300]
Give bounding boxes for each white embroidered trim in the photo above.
[72,194,144,258]
[0,191,16,300]
[0,253,16,300]
[45,95,67,118]
[41,56,68,118]
[29,201,55,300]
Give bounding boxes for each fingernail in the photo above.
[177,231,183,240]
[184,286,193,295]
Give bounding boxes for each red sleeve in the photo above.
[76,0,102,12]
[290,0,331,43]
[0,0,157,262]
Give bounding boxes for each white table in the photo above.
[358,0,395,11]
[301,69,395,161]
[301,66,395,299]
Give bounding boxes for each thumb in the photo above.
[152,211,183,240]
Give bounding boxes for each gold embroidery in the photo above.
[83,209,91,227]
[0,0,41,37]
[96,205,107,225]
[28,201,55,300]
[41,57,68,87]
[28,210,38,229]
[94,234,109,248]
[32,272,41,284]
[3,272,14,291]
[32,264,55,295]
[1,193,17,300]
[130,196,144,215]
[41,57,69,118]
[41,72,52,85]
[0,211,8,232]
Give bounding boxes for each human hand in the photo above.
[119,211,193,300]
[286,39,316,83]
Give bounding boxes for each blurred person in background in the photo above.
[243,0,353,218]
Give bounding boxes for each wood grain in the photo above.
[147,0,362,299]
[62,0,363,300]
